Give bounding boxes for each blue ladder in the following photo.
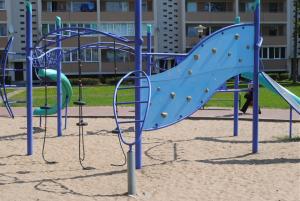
[113,70,151,147]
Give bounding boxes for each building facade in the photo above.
[0,0,297,81]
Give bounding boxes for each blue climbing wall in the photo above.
[141,24,255,131]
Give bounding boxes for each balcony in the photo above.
[62,63,99,74]
[186,12,235,22]
[0,10,6,21]
[240,12,286,22]
[262,60,287,71]
[42,12,97,22]
[262,36,286,46]
[100,11,153,21]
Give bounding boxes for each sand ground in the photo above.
[0,116,299,201]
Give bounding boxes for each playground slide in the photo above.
[242,72,300,114]
[141,24,255,130]
[33,69,72,116]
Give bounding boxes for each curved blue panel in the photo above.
[141,24,255,130]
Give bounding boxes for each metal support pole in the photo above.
[127,148,136,195]
[134,0,143,170]
[56,16,62,137]
[233,15,240,137]
[26,1,33,155]
[289,106,293,139]
[252,0,260,153]
[233,75,239,136]
[146,24,152,76]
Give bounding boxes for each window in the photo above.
[262,25,285,36]
[210,2,226,12]
[187,1,197,12]
[201,2,231,12]
[0,24,7,36]
[239,2,254,12]
[42,1,67,12]
[142,0,152,12]
[101,50,130,63]
[42,24,48,35]
[260,47,286,59]
[99,23,152,36]
[105,1,129,12]
[0,0,5,9]
[72,1,96,12]
[186,25,198,37]
[63,48,99,63]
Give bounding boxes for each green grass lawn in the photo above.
[8,82,300,109]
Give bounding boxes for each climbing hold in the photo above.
[170,92,176,99]
[157,87,161,91]
[194,54,200,60]
[234,34,240,40]
[186,96,192,102]
[228,52,232,57]
[212,48,217,54]
[188,69,193,75]
[204,88,209,93]
[238,58,242,63]
[200,100,204,104]
[246,45,250,49]
[161,112,168,118]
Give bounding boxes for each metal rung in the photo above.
[76,122,88,126]
[118,86,149,90]
[116,101,148,105]
[125,76,148,80]
[5,85,17,87]
[4,69,25,71]
[40,105,52,110]
[73,100,86,106]
[119,120,144,124]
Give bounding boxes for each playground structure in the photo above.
[0,0,295,196]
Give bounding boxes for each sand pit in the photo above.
[0,116,299,201]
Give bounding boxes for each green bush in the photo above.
[69,78,100,86]
[278,72,289,80]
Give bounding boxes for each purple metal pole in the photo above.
[146,24,152,76]
[56,16,62,137]
[233,75,239,136]
[252,0,260,153]
[26,1,33,155]
[289,106,293,139]
[233,16,240,137]
[134,0,143,169]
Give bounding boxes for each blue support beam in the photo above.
[252,0,261,153]
[134,0,143,169]
[26,0,33,155]
[56,16,62,137]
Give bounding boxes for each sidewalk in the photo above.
[0,106,299,122]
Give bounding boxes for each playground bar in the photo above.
[146,24,152,76]
[233,15,241,137]
[56,16,62,137]
[26,0,33,155]
[252,0,261,153]
[289,106,293,138]
[134,0,143,169]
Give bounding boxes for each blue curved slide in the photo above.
[140,23,299,131]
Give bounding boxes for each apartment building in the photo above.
[0,0,297,81]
